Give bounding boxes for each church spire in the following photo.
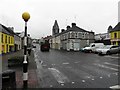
[52,20,59,35]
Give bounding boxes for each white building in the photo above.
[51,21,95,51]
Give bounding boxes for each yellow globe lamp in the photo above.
[22,12,30,22]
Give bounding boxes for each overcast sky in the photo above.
[0,0,119,39]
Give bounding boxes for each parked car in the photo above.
[40,41,50,51]
[94,46,105,54]
[82,43,104,53]
[98,45,120,55]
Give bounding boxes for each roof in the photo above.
[110,22,120,32]
[0,24,14,36]
[54,24,94,37]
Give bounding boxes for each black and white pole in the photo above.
[22,12,30,88]
[23,22,28,88]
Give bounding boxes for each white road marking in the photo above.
[74,61,81,63]
[42,65,47,67]
[100,77,103,79]
[104,62,120,67]
[61,84,64,86]
[104,55,119,59]
[94,63,118,71]
[72,82,75,84]
[34,54,37,58]
[48,68,69,84]
[112,72,118,75]
[86,76,91,79]
[40,61,43,64]
[50,85,53,87]
[85,76,94,79]
[62,62,69,65]
[109,85,120,89]
[82,80,85,83]
[52,64,56,66]
[108,74,111,77]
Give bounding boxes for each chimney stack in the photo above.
[61,29,65,32]
[66,26,71,30]
[71,23,76,27]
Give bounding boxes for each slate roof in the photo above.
[54,23,94,37]
[0,24,14,36]
[110,22,120,32]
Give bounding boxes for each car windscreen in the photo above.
[103,46,111,49]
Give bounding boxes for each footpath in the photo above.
[1,49,39,88]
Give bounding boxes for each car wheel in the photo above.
[89,50,92,53]
[106,51,110,55]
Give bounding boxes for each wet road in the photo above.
[33,44,119,88]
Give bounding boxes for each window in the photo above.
[6,36,7,43]
[68,33,70,38]
[114,33,117,38]
[91,44,95,47]
[11,37,12,44]
[75,33,78,38]
[82,33,85,38]
[79,33,82,38]
[110,46,118,49]
[1,34,3,43]
[9,37,10,43]
[113,41,116,45]
[71,32,74,38]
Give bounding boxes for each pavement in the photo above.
[1,49,39,89]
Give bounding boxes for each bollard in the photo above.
[2,70,16,89]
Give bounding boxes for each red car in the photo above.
[40,43,50,51]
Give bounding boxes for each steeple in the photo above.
[107,25,112,33]
[52,20,59,35]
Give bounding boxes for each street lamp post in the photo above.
[22,12,30,88]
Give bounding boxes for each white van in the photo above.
[83,43,104,53]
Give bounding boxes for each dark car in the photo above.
[40,43,50,51]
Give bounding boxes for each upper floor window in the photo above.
[6,36,7,43]
[68,33,70,38]
[75,32,78,38]
[71,32,74,38]
[9,37,10,43]
[11,37,12,44]
[82,33,85,38]
[1,34,3,43]
[114,33,117,38]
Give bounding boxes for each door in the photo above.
[74,42,79,51]
[110,46,119,54]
